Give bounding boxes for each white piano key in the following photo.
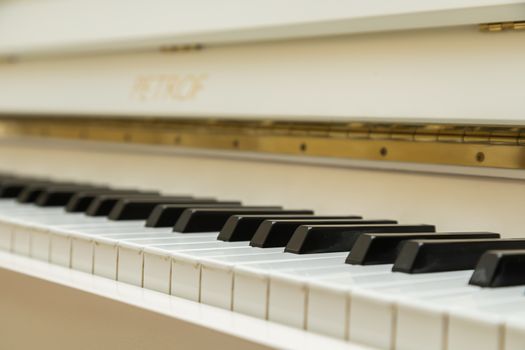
[105,232,198,241]
[393,284,525,350]
[171,253,202,301]
[108,233,186,286]
[170,248,293,303]
[53,224,168,274]
[57,221,149,233]
[438,290,525,350]
[448,311,503,350]
[266,264,390,330]
[395,300,446,350]
[143,251,172,293]
[71,236,97,272]
[307,283,349,339]
[118,243,144,286]
[233,268,269,318]
[199,254,283,307]
[357,277,488,349]
[93,240,118,279]
[233,256,348,319]
[50,233,71,267]
[12,225,31,255]
[70,230,173,274]
[70,237,95,272]
[198,251,346,311]
[120,232,217,244]
[268,274,309,329]
[147,244,272,297]
[347,275,470,348]
[201,260,237,309]
[351,288,402,349]
[374,277,477,300]
[505,318,525,350]
[195,249,298,309]
[113,233,222,288]
[120,239,246,289]
[0,221,14,251]
[302,270,471,346]
[30,227,50,261]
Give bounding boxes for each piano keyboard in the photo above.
[1,175,525,350]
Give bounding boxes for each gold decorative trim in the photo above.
[1,116,525,170]
[479,21,525,32]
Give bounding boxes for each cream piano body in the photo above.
[0,0,525,349]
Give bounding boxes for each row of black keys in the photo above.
[0,175,523,288]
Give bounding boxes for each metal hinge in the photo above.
[159,44,204,53]
[2,116,525,169]
[340,123,525,146]
[479,21,525,32]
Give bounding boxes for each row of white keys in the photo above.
[0,200,149,260]
[6,199,525,350]
[9,214,147,263]
[45,220,187,270]
[70,221,525,350]
[263,260,525,350]
[395,285,525,350]
[33,216,271,285]
[108,233,250,283]
[244,262,467,337]
[0,199,272,291]
[120,236,348,304]
[146,236,473,341]
[144,244,288,297]
[0,202,450,340]
[0,200,252,273]
[161,224,434,309]
[43,219,360,303]
[10,200,524,348]
[232,259,391,317]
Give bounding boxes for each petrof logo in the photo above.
[131,74,207,101]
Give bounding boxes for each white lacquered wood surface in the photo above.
[0,0,523,57]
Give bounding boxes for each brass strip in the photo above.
[479,21,525,32]
[1,116,525,170]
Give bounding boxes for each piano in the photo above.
[0,0,524,349]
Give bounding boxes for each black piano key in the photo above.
[35,185,110,207]
[0,182,25,198]
[285,224,436,254]
[0,179,50,198]
[17,184,50,203]
[145,202,244,228]
[250,219,397,248]
[65,189,159,212]
[85,194,190,217]
[107,197,221,221]
[17,182,94,204]
[173,207,304,233]
[469,250,525,287]
[218,214,364,242]
[392,239,525,274]
[347,232,501,265]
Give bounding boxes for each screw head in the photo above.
[476,152,485,163]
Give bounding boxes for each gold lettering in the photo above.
[130,75,153,101]
[131,73,207,102]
